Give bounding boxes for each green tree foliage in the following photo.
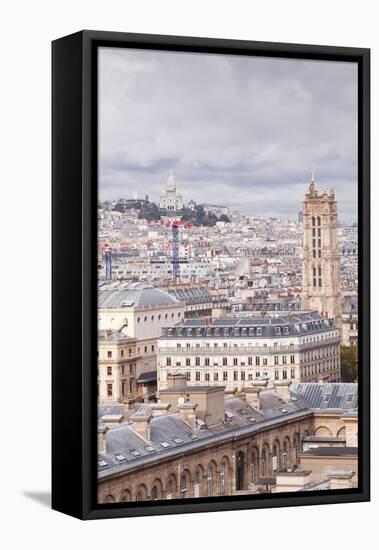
[113,202,126,213]
[113,199,228,226]
[340,345,358,382]
[138,202,161,221]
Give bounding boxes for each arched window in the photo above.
[293,433,300,466]
[166,475,176,500]
[151,486,158,500]
[180,476,187,499]
[120,490,131,502]
[261,449,267,477]
[193,469,201,498]
[207,467,213,496]
[136,484,147,502]
[251,448,259,483]
[104,494,115,503]
[236,451,245,490]
[272,441,280,472]
[283,439,289,470]
[220,464,225,495]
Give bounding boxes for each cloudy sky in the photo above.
[99,47,358,223]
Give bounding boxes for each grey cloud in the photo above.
[99,47,358,222]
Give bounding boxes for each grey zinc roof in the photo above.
[98,282,180,309]
[166,286,212,305]
[98,403,125,420]
[291,383,358,410]
[98,383,358,479]
[160,312,337,339]
[98,389,313,478]
[98,329,133,343]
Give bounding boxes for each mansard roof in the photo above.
[160,312,337,339]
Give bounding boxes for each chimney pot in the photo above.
[244,379,268,409]
[167,373,187,388]
[178,402,197,429]
[151,402,171,416]
[130,410,153,440]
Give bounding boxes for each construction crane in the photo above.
[165,220,192,284]
[172,222,180,284]
[105,249,112,280]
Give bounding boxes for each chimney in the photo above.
[167,373,187,388]
[151,402,171,416]
[178,402,197,429]
[98,423,108,454]
[122,402,132,421]
[327,469,354,490]
[131,410,153,441]
[274,380,292,401]
[244,379,268,409]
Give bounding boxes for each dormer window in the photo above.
[234,328,240,336]
[224,328,229,336]
[197,328,202,336]
[188,328,192,336]
[242,328,247,336]
[206,328,212,336]
[215,328,220,336]
[256,327,262,335]
[249,327,255,336]
[275,327,281,335]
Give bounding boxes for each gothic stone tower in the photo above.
[301,177,341,328]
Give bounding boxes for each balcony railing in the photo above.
[158,337,340,356]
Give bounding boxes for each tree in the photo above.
[113,202,126,213]
[340,345,358,382]
[219,214,231,223]
[138,201,161,221]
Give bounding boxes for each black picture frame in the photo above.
[52,30,370,520]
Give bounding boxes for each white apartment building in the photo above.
[157,312,341,392]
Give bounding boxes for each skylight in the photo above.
[115,453,126,462]
[130,449,141,457]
